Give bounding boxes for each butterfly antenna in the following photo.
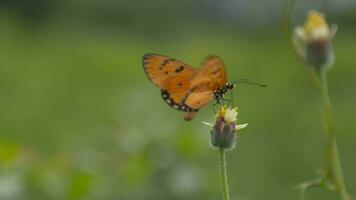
[235,78,251,82]
[235,79,267,87]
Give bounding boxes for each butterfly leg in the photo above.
[230,90,235,107]
[213,95,222,105]
[213,100,220,106]
[221,97,233,105]
[211,97,222,114]
[211,103,217,113]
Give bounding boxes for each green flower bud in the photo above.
[293,10,337,70]
[203,105,247,149]
[306,40,334,70]
[211,118,237,149]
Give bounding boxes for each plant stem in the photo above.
[219,147,230,200]
[316,69,350,200]
[283,0,308,66]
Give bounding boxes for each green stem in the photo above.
[315,69,350,200]
[284,0,307,65]
[219,147,230,200]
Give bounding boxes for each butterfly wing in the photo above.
[190,55,227,89]
[142,54,198,111]
[143,54,228,121]
[142,54,197,90]
[183,56,228,120]
[183,91,214,120]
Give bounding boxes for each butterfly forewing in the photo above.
[142,54,197,90]
[142,54,199,113]
[163,75,191,103]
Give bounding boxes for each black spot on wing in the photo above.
[161,58,176,67]
[175,65,184,73]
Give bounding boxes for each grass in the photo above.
[0,20,355,199]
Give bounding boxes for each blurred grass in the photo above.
[0,17,356,200]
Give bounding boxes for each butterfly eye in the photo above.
[229,83,236,89]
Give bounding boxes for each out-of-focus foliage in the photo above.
[0,0,356,200]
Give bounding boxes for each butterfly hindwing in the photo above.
[182,90,213,120]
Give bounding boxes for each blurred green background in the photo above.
[0,0,355,199]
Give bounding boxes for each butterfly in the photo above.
[142,54,236,121]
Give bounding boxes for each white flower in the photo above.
[293,10,336,42]
[224,107,238,124]
[292,10,337,69]
[203,105,248,131]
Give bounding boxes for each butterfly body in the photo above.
[213,82,236,104]
[142,54,234,120]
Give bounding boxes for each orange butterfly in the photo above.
[142,54,236,121]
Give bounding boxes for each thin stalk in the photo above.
[284,0,308,66]
[219,147,230,200]
[284,0,320,87]
[315,69,350,200]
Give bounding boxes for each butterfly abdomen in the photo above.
[161,90,198,112]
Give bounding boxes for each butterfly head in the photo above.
[227,82,237,90]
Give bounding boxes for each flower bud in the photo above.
[293,10,337,70]
[306,40,334,70]
[211,118,237,149]
[203,106,247,149]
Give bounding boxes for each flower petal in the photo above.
[236,123,248,130]
[215,105,228,119]
[304,10,331,41]
[202,121,214,127]
[330,24,338,39]
[294,26,306,41]
[224,107,238,124]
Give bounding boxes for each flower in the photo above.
[215,105,228,120]
[224,107,238,124]
[215,105,239,124]
[204,105,247,149]
[294,10,337,42]
[293,10,337,69]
